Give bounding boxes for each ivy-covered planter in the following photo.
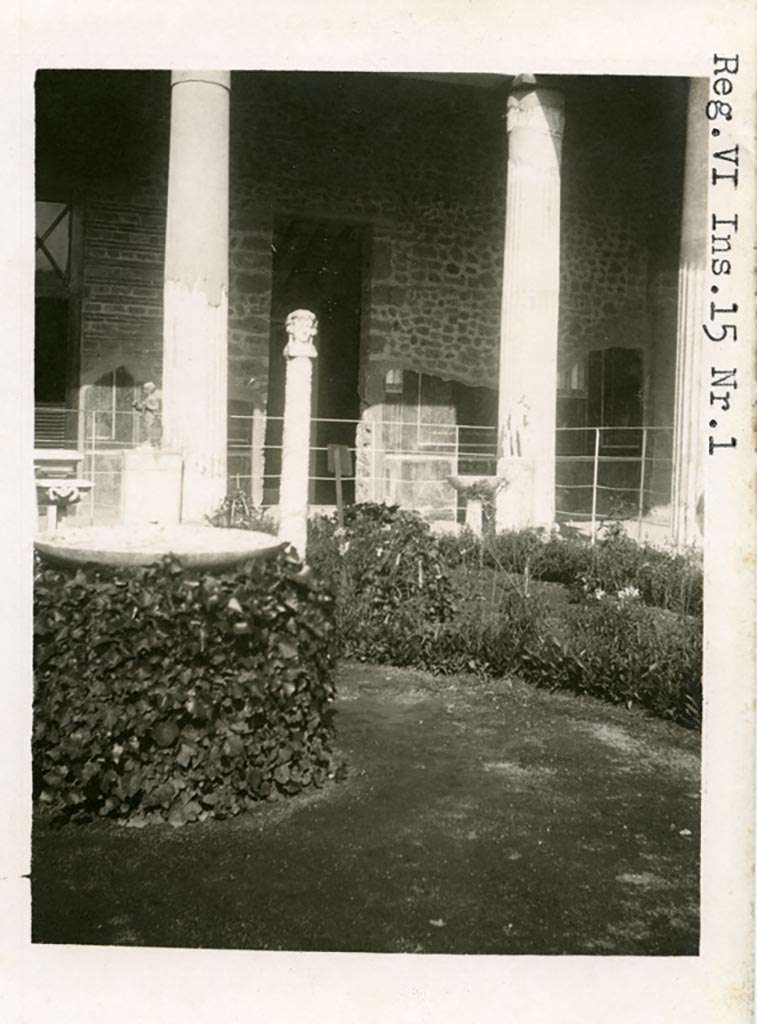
[33,547,342,826]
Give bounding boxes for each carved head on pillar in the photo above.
[284,309,318,359]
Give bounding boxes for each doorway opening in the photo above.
[587,346,644,446]
[34,200,79,445]
[587,346,645,515]
[263,216,365,507]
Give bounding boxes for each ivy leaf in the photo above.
[168,804,188,828]
[278,641,298,660]
[33,548,341,825]
[125,814,150,830]
[224,735,245,758]
[152,720,180,748]
[176,743,195,768]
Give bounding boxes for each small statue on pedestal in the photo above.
[133,381,162,447]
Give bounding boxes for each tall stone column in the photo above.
[647,271,679,508]
[671,78,708,548]
[278,310,318,558]
[162,71,230,523]
[496,76,565,531]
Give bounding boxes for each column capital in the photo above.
[507,77,565,140]
[171,70,231,91]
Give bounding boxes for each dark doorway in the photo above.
[35,297,69,403]
[264,217,364,506]
[587,347,644,441]
[35,199,79,445]
[587,346,645,516]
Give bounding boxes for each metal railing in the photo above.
[34,406,674,538]
[555,425,673,542]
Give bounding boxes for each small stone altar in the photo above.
[34,448,94,531]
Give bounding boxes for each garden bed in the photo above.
[306,505,703,727]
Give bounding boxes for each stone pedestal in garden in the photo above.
[494,459,535,532]
[278,310,318,558]
[448,475,506,537]
[34,448,94,530]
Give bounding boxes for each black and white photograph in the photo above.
[3,1,755,1021]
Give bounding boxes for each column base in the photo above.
[122,449,183,527]
[494,458,535,531]
[465,498,484,537]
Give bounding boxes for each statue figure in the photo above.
[500,395,530,458]
[133,381,162,447]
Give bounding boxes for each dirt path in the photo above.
[32,663,700,954]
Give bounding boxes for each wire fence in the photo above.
[35,407,674,539]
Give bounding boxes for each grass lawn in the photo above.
[32,661,700,954]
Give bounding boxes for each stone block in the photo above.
[121,449,183,527]
[495,458,536,531]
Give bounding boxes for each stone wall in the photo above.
[68,73,684,398]
[558,207,650,371]
[225,73,683,407]
[228,216,274,401]
[228,72,507,403]
[80,199,166,384]
[557,77,686,379]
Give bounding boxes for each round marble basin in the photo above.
[34,524,284,571]
[447,475,506,495]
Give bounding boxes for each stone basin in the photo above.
[447,475,506,495]
[34,524,284,571]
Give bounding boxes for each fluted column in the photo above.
[496,76,565,530]
[278,310,318,558]
[671,78,708,548]
[162,70,230,523]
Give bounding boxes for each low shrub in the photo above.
[519,600,702,727]
[440,523,702,617]
[207,490,277,535]
[33,548,341,825]
[436,528,484,570]
[634,552,703,618]
[337,562,548,679]
[567,532,703,617]
[309,504,701,725]
[428,590,548,678]
[308,504,457,658]
[306,514,344,589]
